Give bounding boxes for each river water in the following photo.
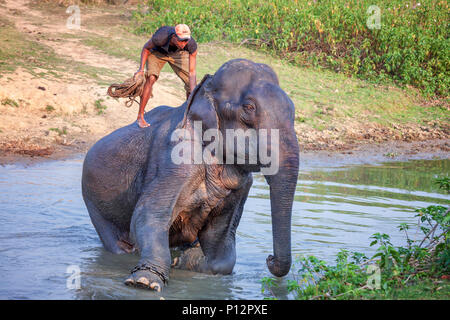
[0,156,448,299]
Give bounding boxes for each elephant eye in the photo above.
[240,102,257,127]
[243,103,256,112]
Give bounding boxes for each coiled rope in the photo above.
[107,72,146,108]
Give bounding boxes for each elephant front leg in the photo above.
[124,192,173,292]
[173,176,252,275]
[201,176,252,274]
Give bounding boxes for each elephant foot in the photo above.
[124,271,162,291]
[124,264,167,292]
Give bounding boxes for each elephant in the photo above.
[81,59,299,292]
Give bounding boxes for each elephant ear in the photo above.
[179,74,218,131]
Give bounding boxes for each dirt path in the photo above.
[0,0,184,161]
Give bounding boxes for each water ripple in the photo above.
[0,157,448,299]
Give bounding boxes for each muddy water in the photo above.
[0,157,448,299]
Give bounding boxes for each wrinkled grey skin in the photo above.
[82,59,299,291]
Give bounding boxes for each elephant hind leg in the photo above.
[85,198,133,254]
[117,238,136,254]
[171,244,210,273]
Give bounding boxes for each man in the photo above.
[134,24,197,128]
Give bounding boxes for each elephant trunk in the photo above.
[264,131,299,277]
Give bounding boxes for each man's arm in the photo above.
[136,39,155,75]
[188,50,197,94]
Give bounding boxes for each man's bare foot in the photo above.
[137,117,150,128]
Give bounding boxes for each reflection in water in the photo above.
[0,157,448,299]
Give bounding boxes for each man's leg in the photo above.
[168,52,191,100]
[137,74,157,128]
[137,52,166,128]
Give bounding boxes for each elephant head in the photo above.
[180,59,299,277]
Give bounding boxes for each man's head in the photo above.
[172,24,191,49]
[175,24,191,40]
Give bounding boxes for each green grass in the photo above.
[0,16,124,85]
[49,127,68,136]
[133,0,449,97]
[361,278,450,300]
[82,35,141,63]
[94,99,107,115]
[45,105,55,112]
[3,1,448,142]
[194,43,447,130]
[54,14,447,133]
[1,98,19,108]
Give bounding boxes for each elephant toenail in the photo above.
[124,277,135,286]
[137,277,150,286]
[150,282,161,292]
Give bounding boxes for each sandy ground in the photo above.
[0,0,448,166]
[0,0,184,163]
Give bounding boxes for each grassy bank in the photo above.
[196,43,446,132]
[132,0,449,98]
[77,26,447,131]
[1,0,448,154]
[51,5,448,149]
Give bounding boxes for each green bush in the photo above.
[132,0,449,97]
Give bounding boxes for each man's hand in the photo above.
[135,39,153,80]
[134,69,144,79]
